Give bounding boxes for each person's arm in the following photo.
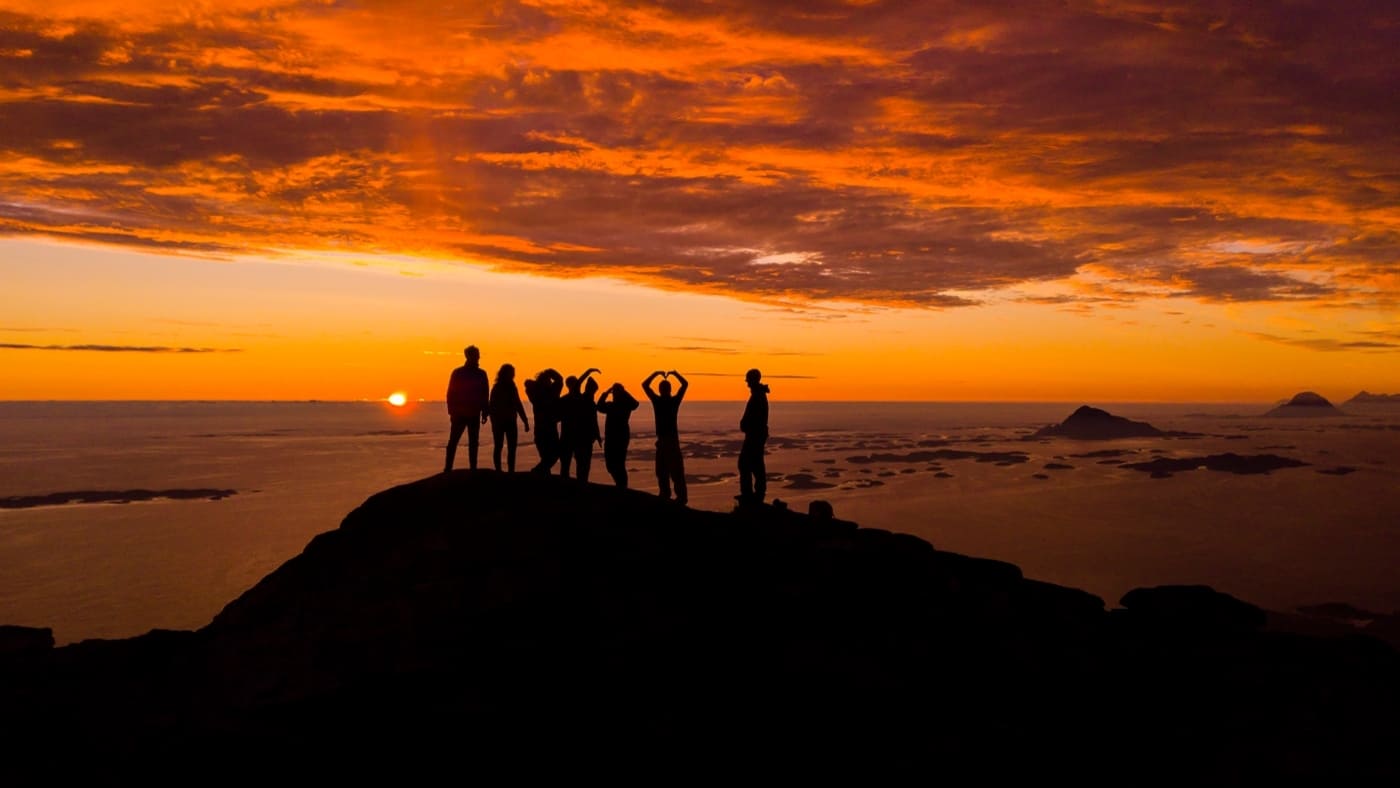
[669,370,688,401]
[642,370,662,400]
[578,367,600,384]
[595,388,612,411]
[516,386,529,430]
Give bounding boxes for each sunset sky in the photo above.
[2,0,1397,402]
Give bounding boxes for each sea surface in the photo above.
[2,400,1397,645]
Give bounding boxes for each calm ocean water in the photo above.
[3,400,1397,644]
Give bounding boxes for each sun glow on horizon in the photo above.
[387,392,408,407]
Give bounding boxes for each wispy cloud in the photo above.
[0,343,242,353]
[1246,333,1400,353]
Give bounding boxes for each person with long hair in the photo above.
[488,363,529,473]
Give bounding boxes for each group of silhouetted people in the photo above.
[443,345,771,506]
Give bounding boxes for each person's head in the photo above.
[745,368,762,387]
[565,375,580,393]
[584,376,599,396]
[658,379,672,396]
[465,345,480,365]
[496,363,514,384]
[535,367,558,385]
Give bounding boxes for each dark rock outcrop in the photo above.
[0,472,1396,781]
[0,625,53,655]
[1266,391,1345,417]
[1032,406,1166,440]
[1122,452,1309,477]
[1118,585,1267,633]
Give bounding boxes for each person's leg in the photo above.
[617,437,630,488]
[753,438,767,501]
[532,425,552,472]
[466,417,481,470]
[542,428,559,472]
[505,422,518,472]
[445,417,467,472]
[655,440,671,499]
[738,439,755,500]
[576,443,591,482]
[672,443,687,504]
[603,439,620,486]
[559,433,572,477]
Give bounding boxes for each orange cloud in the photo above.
[0,0,1396,312]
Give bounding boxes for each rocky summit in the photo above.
[2,471,1397,781]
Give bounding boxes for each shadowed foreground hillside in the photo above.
[2,471,1398,780]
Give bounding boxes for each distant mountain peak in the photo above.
[1265,391,1344,418]
[1033,405,1165,440]
[1344,391,1400,406]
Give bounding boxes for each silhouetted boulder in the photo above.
[1265,391,1345,417]
[1032,406,1165,440]
[1118,585,1267,633]
[0,625,52,656]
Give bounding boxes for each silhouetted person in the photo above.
[596,382,640,488]
[737,368,769,505]
[444,345,490,472]
[643,369,688,504]
[524,368,563,473]
[559,368,601,481]
[488,363,530,473]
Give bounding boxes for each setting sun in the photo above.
[387,392,407,407]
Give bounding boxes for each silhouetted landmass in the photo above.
[781,473,837,490]
[1070,448,1135,458]
[1265,391,1345,418]
[1122,453,1308,477]
[0,488,238,510]
[1031,405,1195,440]
[1343,391,1400,407]
[1317,466,1358,476]
[0,472,1396,781]
[844,449,1030,465]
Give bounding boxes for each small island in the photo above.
[1265,391,1345,418]
[1343,391,1400,409]
[1031,405,1167,440]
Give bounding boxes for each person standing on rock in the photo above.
[445,345,490,472]
[736,368,769,505]
[524,368,564,473]
[559,367,601,481]
[643,369,688,505]
[596,382,640,489]
[488,363,529,473]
